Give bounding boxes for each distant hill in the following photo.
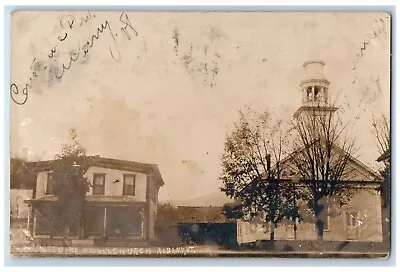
[166,191,233,207]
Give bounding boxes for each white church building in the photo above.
[237,61,383,245]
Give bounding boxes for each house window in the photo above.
[123,174,136,195]
[93,174,105,195]
[346,211,360,240]
[46,172,55,195]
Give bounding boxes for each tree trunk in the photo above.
[382,206,390,245]
[314,199,324,240]
[381,171,390,250]
[270,223,275,241]
[316,219,324,240]
[270,230,275,241]
[381,186,390,249]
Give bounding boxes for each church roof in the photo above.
[266,142,381,183]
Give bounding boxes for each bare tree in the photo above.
[287,104,359,240]
[372,113,390,205]
[372,112,390,246]
[372,113,390,158]
[220,108,300,241]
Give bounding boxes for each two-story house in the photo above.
[24,156,164,246]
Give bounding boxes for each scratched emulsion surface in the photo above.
[10,11,389,206]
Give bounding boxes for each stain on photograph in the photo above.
[9,11,391,258]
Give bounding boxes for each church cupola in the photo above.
[300,60,330,106]
[294,60,338,118]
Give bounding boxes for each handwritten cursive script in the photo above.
[10,11,139,106]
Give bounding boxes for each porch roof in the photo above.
[25,195,147,206]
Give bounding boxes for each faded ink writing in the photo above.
[10,11,139,106]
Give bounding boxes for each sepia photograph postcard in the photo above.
[9,10,391,258]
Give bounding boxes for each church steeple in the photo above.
[294,60,338,118]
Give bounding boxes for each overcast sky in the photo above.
[10,11,390,202]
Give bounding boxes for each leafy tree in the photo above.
[222,201,243,220]
[155,203,182,246]
[50,140,91,238]
[10,157,35,190]
[10,157,25,177]
[220,108,300,241]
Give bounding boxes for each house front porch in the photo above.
[25,196,150,246]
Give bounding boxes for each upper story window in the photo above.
[123,174,136,196]
[93,174,105,195]
[46,172,55,195]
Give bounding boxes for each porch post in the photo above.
[27,205,32,232]
[79,210,85,239]
[32,207,37,235]
[103,207,107,238]
[141,208,145,239]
